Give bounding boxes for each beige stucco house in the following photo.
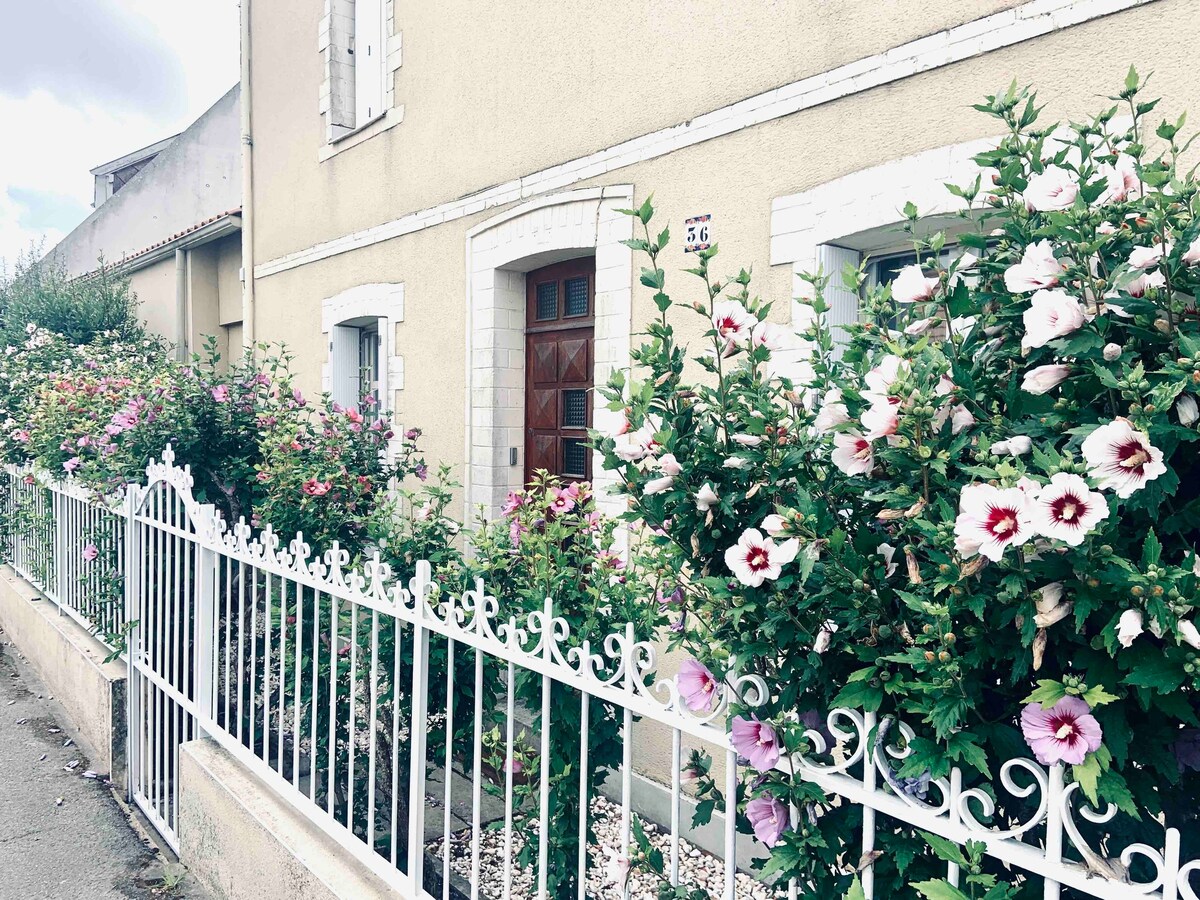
[241,0,1199,525]
[49,86,244,363]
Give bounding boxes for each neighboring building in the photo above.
[241,0,1195,523]
[48,86,243,362]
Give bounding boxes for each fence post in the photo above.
[122,487,139,803]
[193,504,220,728]
[406,560,433,889]
[52,485,65,609]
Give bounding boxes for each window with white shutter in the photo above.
[353,0,384,127]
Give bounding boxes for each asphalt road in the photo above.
[0,632,206,899]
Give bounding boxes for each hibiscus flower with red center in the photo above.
[954,483,1034,561]
[1031,473,1109,546]
[1021,696,1103,765]
[1081,418,1167,498]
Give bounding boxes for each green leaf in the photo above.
[1081,683,1120,707]
[844,877,867,900]
[1023,680,1067,708]
[919,831,968,868]
[1141,529,1162,568]
[1072,752,1103,806]
[913,880,971,900]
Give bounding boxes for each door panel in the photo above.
[524,258,595,484]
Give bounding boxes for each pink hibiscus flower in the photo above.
[745,795,789,847]
[731,715,780,772]
[676,658,719,712]
[1021,696,1102,765]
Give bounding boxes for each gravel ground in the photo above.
[426,794,778,899]
[0,627,211,899]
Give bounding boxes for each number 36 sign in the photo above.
[684,214,712,253]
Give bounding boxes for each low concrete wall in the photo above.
[0,565,127,789]
[178,738,401,900]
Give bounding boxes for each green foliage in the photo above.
[0,251,142,346]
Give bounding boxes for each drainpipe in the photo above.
[239,0,256,352]
[174,248,188,360]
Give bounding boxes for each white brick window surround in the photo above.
[318,0,404,159]
[769,137,997,347]
[464,186,634,521]
[321,283,405,447]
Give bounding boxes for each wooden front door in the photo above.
[524,258,595,483]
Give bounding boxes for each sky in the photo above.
[0,0,241,272]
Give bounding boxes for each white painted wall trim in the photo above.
[463,185,633,522]
[320,283,405,445]
[259,0,1156,280]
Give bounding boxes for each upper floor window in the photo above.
[352,0,385,127]
[319,0,399,147]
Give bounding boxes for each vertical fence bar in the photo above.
[862,710,878,899]
[293,582,304,791]
[326,589,338,818]
[577,691,591,900]
[367,609,379,855]
[347,603,359,832]
[469,642,483,898]
[1044,764,1064,900]
[724,747,737,900]
[277,574,288,776]
[407,574,431,888]
[501,661,515,900]
[947,767,963,888]
[193,506,218,726]
[310,589,321,804]
[670,728,681,886]
[389,614,401,867]
[537,636,552,900]
[53,489,65,613]
[443,636,455,900]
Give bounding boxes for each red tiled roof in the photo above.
[115,208,242,266]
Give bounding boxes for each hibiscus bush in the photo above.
[595,73,1200,896]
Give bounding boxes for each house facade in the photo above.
[49,86,243,362]
[242,0,1199,521]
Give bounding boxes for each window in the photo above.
[319,0,398,147]
[868,247,957,290]
[331,318,380,414]
[353,0,384,127]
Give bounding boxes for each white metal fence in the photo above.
[2,448,1197,900]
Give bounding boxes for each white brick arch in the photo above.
[464,185,634,520]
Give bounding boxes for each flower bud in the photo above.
[1177,394,1199,427]
[1103,343,1122,362]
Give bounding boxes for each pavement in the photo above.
[0,632,212,900]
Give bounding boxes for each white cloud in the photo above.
[0,2,239,270]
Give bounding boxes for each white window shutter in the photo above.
[354,0,384,126]
[817,244,862,354]
[331,325,360,409]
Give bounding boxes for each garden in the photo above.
[2,73,1199,899]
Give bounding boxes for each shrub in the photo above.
[0,251,142,346]
[595,73,1200,895]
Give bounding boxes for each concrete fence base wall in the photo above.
[0,565,127,789]
[178,738,400,900]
